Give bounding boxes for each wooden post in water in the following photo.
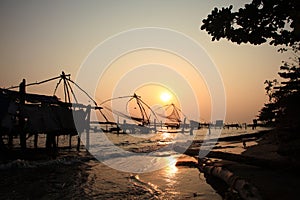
[117,116,120,134]
[181,117,186,134]
[34,133,38,148]
[69,134,72,149]
[56,135,59,148]
[77,133,81,151]
[19,79,26,150]
[85,105,91,151]
[190,127,194,135]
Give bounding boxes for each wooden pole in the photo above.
[85,105,91,151]
[77,133,81,151]
[56,135,59,148]
[69,134,72,149]
[190,127,194,135]
[19,79,26,150]
[62,72,71,103]
[34,133,38,148]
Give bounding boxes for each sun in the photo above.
[160,92,172,102]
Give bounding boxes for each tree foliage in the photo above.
[201,0,300,46]
[202,0,300,128]
[258,44,300,128]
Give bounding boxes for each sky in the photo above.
[0,0,292,123]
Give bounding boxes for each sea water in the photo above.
[73,126,268,199]
[1,127,268,199]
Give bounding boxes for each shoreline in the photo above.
[194,129,299,200]
[2,128,296,199]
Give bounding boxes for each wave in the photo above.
[0,156,95,170]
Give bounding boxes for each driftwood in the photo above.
[174,146,292,169]
[174,146,265,199]
[198,158,263,200]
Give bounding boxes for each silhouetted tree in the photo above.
[257,102,277,125]
[202,0,300,157]
[201,0,300,46]
[258,44,300,130]
[202,1,300,128]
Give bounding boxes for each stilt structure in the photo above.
[0,71,101,154]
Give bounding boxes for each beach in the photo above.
[1,127,298,199]
[183,128,299,200]
[1,1,299,199]
[0,128,222,199]
[213,131,299,200]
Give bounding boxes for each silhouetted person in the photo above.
[242,139,247,148]
[252,119,257,130]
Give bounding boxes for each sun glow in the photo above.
[160,92,172,102]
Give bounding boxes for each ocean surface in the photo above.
[0,127,268,199]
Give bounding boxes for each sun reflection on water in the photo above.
[164,156,178,176]
[161,132,171,140]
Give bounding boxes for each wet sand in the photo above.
[0,156,222,199]
[0,156,90,199]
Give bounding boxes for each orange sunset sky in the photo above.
[0,0,292,123]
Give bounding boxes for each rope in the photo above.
[67,78,97,106]
[101,94,157,125]
[99,95,136,105]
[6,75,63,90]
